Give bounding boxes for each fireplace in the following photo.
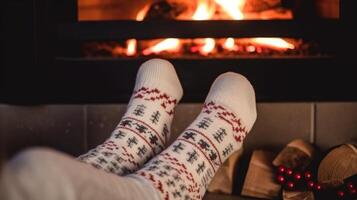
[1,0,356,103]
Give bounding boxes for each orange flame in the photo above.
[215,0,245,20]
[136,6,150,21]
[192,0,216,55]
[223,37,238,51]
[251,38,295,50]
[125,0,295,56]
[142,38,181,55]
[126,6,150,56]
[126,39,137,56]
[200,38,216,55]
[193,0,215,20]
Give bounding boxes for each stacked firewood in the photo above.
[207,139,357,200]
[241,141,356,199]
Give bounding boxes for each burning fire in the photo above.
[125,0,295,56]
[142,38,181,55]
[126,6,149,56]
[251,38,295,50]
[224,37,238,51]
[193,0,215,20]
[192,0,216,55]
[215,0,245,20]
[126,39,137,56]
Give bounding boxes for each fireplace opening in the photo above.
[4,0,353,104]
[72,0,339,59]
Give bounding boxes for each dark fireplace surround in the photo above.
[1,0,357,104]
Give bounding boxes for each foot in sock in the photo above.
[78,59,183,175]
[132,72,257,200]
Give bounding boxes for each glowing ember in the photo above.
[223,37,237,51]
[142,38,181,55]
[246,45,256,52]
[201,38,216,55]
[126,39,137,56]
[251,38,295,50]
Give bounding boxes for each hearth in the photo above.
[1,0,356,103]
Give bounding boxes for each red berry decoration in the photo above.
[278,165,286,174]
[304,171,312,179]
[287,181,295,189]
[307,181,315,189]
[337,190,345,197]
[286,168,293,176]
[277,175,285,183]
[294,173,302,180]
[274,165,355,197]
[315,183,322,191]
[347,182,354,189]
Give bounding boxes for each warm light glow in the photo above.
[126,39,137,56]
[201,38,216,55]
[223,37,237,50]
[251,38,295,50]
[193,0,215,20]
[192,1,215,55]
[142,38,181,55]
[125,6,150,56]
[246,45,256,52]
[122,0,296,56]
[136,6,149,21]
[215,0,245,20]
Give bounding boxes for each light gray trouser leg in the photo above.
[0,148,160,200]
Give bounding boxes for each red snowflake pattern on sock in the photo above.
[203,101,247,142]
[133,87,178,115]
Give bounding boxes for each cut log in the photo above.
[272,140,316,200]
[273,139,315,171]
[283,190,315,200]
[318,144,357,188]
[241,150,281,199]
[208,148,244,194]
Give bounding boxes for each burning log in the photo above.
[145,0,289,20]
[145,0,198,20]
[208,148,244,194]
[242,0,282,13]
[244,8,293,20]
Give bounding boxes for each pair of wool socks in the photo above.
[79,58,257,199]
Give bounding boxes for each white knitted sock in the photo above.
[78,59,183,175]
[133,72,257,200]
